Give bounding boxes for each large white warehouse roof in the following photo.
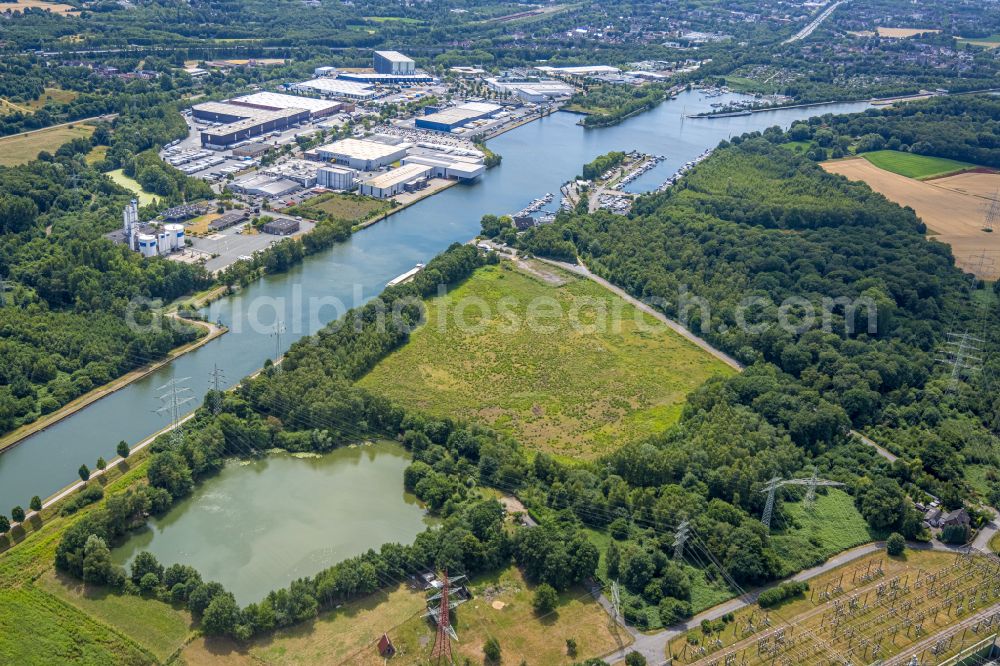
[231,92,342,116]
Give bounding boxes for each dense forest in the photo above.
[781,95,1000,168]
[507,113,1000,512]
[0,113,212,435]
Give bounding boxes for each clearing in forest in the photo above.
[822,157,1000,279]
[357,261,734,460]
[0,123,94,167]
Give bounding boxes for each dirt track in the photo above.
[822,158,1000,279]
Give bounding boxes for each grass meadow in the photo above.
[0,123,94,167]
[357,261,734,460]
[861,150,978,180]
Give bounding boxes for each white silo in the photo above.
[156,230,170,255]
[138,233,158,258]
[164,223,185,251]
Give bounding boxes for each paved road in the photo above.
[783,0,846,44]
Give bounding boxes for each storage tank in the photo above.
[164,223,185,251]
[137,233,158,258]
[156,230,175,255]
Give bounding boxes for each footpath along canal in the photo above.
[0,90,870,511]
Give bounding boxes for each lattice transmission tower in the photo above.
[760,473,845,530]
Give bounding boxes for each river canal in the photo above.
[111,441,432,604]
[0,90,871,510]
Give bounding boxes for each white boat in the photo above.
[387,263,425,288]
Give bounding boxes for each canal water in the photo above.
[0,90,871,510]
[111,441,433,604]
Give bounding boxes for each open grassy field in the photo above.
[107,168,159,206]
[22,87,79,111]
[0,123,94,167]
[822,157,1000,280]
[0,460,169,665]
[293,191,390,224]
[770,490,879,576]
[991,531,1000,555]
[958,35,1000,49]
[666,548,997,665]
[182,566,624,665]
[357,261,734,459]
[39,570,192,662]
[861,150,978,180]
[85,144,108,165]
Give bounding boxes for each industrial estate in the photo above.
[1,1,1000,665]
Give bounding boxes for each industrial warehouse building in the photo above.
[194,101,309,147]
[262,218,300,235]
[291,78,378,101]
[229,92,345,118]
[230,174,301,198]
[373,50,415,75]
[401,153,485,180]
[415,102,502,132]
[359,163,432,198]
[484,77,575,102]
[315,138,412,170]
[317,166,357,190]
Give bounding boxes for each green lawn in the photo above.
[39,571,191,663]
[107,169,159,206]
[861,150,979,179]
[357,261,734,460]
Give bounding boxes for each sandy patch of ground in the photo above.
[822,158,1000,279]
[877,27,941,38]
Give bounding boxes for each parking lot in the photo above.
[172,213,316,273]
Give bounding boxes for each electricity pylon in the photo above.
[208,364,226,414]
[937,331,984,391]
[673,519,691,561]
[760,473,846,530]
[426,571,467,664]
[156,377,194,447]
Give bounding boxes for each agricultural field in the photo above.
[357,261,734,459]
[667,548,998,666]
[861,150,978,180]
[0,123,94,167]
[107,168,159,206]
[182,566,623,665]
[876,27,942,38]
[822,157,1000,280]
[0,0,78,14]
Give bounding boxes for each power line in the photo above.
[760,474,846,530]
[155,376,194,447]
